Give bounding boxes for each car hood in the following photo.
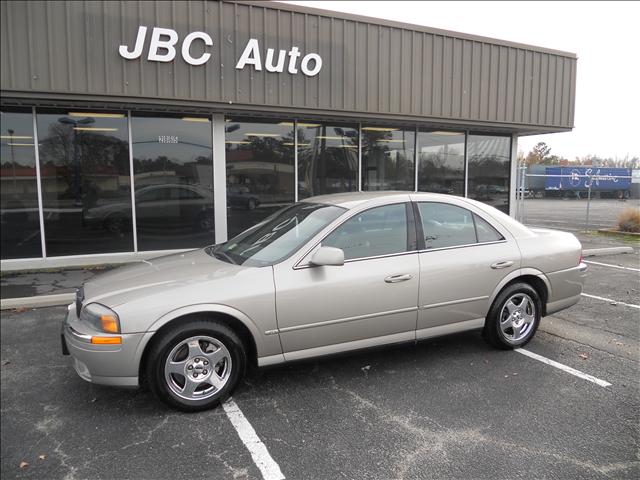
[83,248,250,307]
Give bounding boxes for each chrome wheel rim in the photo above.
[499,293,536,343]
[164,335,232,401]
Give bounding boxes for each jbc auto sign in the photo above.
[118,26,323,76]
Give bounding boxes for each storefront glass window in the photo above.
[225,118,295,238]
[467,134,511,213]
[361,126,415,191]
[36,109,133,256]
[417,131,465,196]
[1,108,42,259]
[131,114,214,251]
[298,123,359,199]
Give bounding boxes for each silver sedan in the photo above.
[62,192,587,411]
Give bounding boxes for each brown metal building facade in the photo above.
[0,0,577,269]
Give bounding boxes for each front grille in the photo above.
[75,287,84,317]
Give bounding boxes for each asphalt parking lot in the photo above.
[521,197,638,232]
[1,251,639,479]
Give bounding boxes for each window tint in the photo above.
[474,213,504,243]
[418,203,476,249]
[323,204,408,260]
[37,108,133,256]
[225,117,295,238]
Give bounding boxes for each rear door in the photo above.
[413,200,520,337]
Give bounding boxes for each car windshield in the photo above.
[206,203,345,267]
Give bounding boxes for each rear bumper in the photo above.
[62,303,144,388]
[544,262,588,316]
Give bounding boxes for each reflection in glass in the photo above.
[36,109,133,256]
[361,127,415,191]
[417,131,465,196]
[225,118,295,238]
[323,203,408,260]
[1,108,42,259]
[467,134,511,213]
[132,114,214,251]
[298,123,358,199]
[211,203,344,267]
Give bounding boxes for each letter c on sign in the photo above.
[300,53,322,76]
[181,31,213,66]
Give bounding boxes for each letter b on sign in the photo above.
[148,27,179,62]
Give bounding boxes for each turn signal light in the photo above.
[91,336,122,345]
[100,315,119,333]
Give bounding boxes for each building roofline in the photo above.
[234,1,577,59]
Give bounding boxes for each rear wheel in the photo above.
[146,319,246,412]
[483,283,541,350]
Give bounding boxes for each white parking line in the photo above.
[222,399,285,480]
[584,260,640,272]
[515,348,612,388]
[581,293,640,309]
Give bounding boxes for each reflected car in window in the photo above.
[62,192,587,412]
[227,185,261,210]
[82,184,214,233]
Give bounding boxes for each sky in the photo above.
[283,1,639,160]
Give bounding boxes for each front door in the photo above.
[273,202,420,357]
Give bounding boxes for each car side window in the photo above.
[474,213,504,242]
[322,203,408,260]
[417,202,477,249]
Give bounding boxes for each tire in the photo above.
[483,282,541,350]
[104,214,126,234]
[145,319,246,412]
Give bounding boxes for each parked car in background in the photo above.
[82,184,214,233]
[227,185,261,210]
[63,192,587,411]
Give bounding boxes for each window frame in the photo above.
[412,201,507,253]
[295,201,417,268]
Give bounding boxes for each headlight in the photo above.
[79,303,121,334]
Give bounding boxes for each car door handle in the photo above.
[490,261,514,269]
[384,274,413,283]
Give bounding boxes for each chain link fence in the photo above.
[514,164,638,232]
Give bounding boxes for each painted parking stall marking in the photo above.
[222,399,285,480]
[581,293,640,310]
[583,260,640,272]
[515,348,612,388]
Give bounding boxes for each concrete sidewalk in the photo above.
[0,266,118,301]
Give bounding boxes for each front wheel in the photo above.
[146,319,246,412]
[483,283,541,350]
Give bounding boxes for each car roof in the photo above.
[304,191,462,209]
[304,191,533,238]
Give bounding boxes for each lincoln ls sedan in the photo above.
[62,192,587,411]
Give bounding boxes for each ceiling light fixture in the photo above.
[69,112,125,118]
[73,127,119,132]
[362,127,399,132]
[182,117,211,122]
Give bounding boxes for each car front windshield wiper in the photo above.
[207,246,237,265]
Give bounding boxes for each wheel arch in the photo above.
[487,269,551,317]
[137,304,265,387]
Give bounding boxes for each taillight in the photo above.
[579,251,583,265]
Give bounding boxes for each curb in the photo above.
[582,247,634,257]
[597,229,640,238]
[0,293,75,311]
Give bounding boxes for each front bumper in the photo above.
[62,303,146,387]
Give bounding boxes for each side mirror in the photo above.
[309,246,344,267]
